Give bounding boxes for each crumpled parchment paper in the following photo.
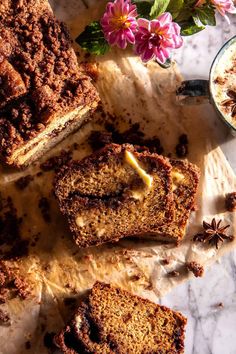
[0,1,235,353]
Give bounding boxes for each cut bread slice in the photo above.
[54,282,187,354]
[54,144,174,248]
[134,159,200,243]
[0,0,99,167]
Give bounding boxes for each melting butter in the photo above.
[125,150,153,188]
[171,171,185,191]
[76,216,85,227]
[75,315,82,330]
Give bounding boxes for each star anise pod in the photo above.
[193,218,234,249]
[221,90,236,117]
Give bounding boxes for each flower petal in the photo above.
[137,18,150,30]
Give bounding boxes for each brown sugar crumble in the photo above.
[38,197,51,223]
[14,175,34,190]
[186,261,204,277]
[88,122,164,154]
[225,192,236,212]
[0,261,31,303]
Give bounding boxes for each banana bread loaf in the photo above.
[0,0,99,167]
[55,144,174,248]
[54,282,187,354]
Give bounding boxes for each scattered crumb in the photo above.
[225,192,236,212]
[186,261,204,277]
[175,143,188,158]
[145,283,153,290]
[0,196,28,259]
[43,332,56,349]
[175,134,189,158]
[129,274,142,282]
[13,277,31,300]
[41,323,46,333]
[25,341,31,350]
[38,197,51,223]
[215,302,224,308]
[191,204,198,212]
[88,130,113,151]
[14,175,34,190]
[179,134,188,145]
[0,261,32,303]
[167,270,180,277]
[161,258,171,265]
[40,150,72,172]
[73,143,79,150]
[88,122,164,154]
[63,297,77,307]
[0,308,11,326]
[80,62,99,82]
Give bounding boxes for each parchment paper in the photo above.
[0,1,235,353]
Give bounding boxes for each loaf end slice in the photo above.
[54,282,187,354]
[54,143,174,248]
[155,159,200,242]
[0,0,99,167]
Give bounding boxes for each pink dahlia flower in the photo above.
[101,0,138,49]
[135,13,183,63]
[195,0,236,23]
[210,0,236,23]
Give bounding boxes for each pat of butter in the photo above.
[125,150,153,188]
[171,171,185,191]
[75,315,82,330]
[97,228,105,237]
[76,216,85,227]
[131,190,145,201]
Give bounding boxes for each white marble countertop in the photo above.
[164,15,236,354]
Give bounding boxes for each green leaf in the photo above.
[192,12,203,27]
[195,6,216,26]
[132,0,153,18]
[181,21,205,35]
[150,0,170,19]
[167,0,184,19]
[76,21,109,56]
[175,7,193,23]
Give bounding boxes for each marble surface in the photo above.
[51,2,236,353]
[164,15,236,354]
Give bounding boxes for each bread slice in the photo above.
[134,159,200,243]
[54,282,187,354]
[0,0,99,167]
[54,144,174,248]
